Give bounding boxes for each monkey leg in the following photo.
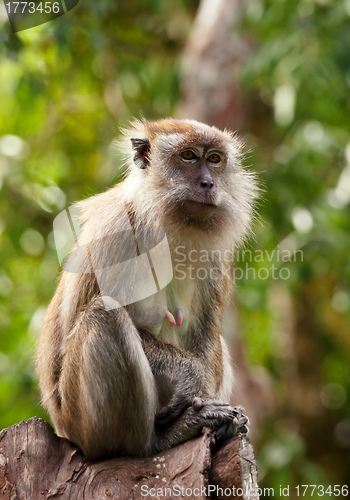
[139,329,214,425]
[56,297,158,460]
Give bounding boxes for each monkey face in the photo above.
[178,147,222,200]
[170,145,224,221]
[152,131,240,229]
[159,142,242,231]
[120,118,257,237]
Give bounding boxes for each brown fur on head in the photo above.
[118,118,258,247]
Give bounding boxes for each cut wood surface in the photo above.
[0,418,259,499]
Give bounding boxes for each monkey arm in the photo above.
[139,330,208,392]
[139,326,223,425]
[141,323,248,454]
[140,324,248,453]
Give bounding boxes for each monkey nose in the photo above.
[199,175,214,193]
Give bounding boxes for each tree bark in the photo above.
[0,418,259,499]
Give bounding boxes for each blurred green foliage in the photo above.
[0,0,197,426]
[0,0,349,494]
[238,0,350,396]
[236,0,350,492]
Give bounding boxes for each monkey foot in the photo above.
[214,406,249,450]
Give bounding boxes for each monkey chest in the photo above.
[130,277,197,347]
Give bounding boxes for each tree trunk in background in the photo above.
[176,0,274,439]
[290,280,349,481]
[177,0,249,131]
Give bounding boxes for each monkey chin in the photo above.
[183,200,218,220]
[175,200,227,231]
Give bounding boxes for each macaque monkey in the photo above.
[36,118,257,460]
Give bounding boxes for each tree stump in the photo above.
[0,418,259,499]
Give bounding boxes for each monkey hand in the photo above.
[153,398,248,452]
[155,395,193,426]
[155,395,232,427]
[204,402,249,449]
[192,398,247,430]
[190,398,249,447]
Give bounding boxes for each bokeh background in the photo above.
[0,0,349,496]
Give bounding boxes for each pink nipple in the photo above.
[164,309,176,325]
[164,308,184,327]
[176,309,184,326]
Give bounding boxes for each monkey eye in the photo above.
[207,152,221,164]
[180,150,198,163]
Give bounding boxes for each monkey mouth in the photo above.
[185,199,218,208]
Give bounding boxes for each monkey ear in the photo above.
[130,138,150,169]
